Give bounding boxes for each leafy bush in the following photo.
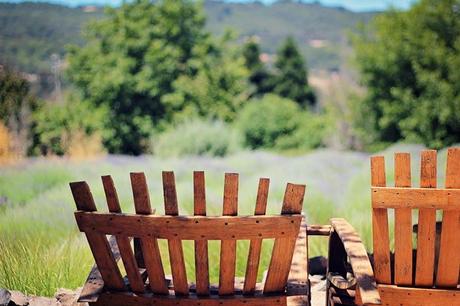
[30,96,109,157]
[351,0,460,149]
[154,119,241,157]
[237,94,326,151]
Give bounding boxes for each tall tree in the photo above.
[242,38,273,97]
[273,36,316,108]
[67,0,211,154]
[352,0,460,148]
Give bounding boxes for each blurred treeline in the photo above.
[1,0,460,162]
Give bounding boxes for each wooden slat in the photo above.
[264,183,306,293]
[219,173,239,295]
[330,218,381,305]
[286,215,309,298]
[101,176,145,293]
[244,178,270,294]
[69,181,125,290]
[75,212,302,240]
[371,187,460,209]
[130,172,168,294]
[93,291,290,306]
[370,156,392,284]
[307,224,332,236]
[415,150,437,287]
[377,284,460,306]
[78,235,121,303]
[193,171,209,296]
[436,147,460,287]
[394,153,413,286]
[162,171,188,296]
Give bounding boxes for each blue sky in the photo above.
[0,0,416,12]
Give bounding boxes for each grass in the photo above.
[0,143,448,296]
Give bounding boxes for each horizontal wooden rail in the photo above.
[306,224,331,236]
[377,284,460,306]
[75,212,302,240]
[371,187,460,210]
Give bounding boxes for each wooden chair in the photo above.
[326,148,460,306]
[70,171,311,305]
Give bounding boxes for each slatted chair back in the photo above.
[370,148,460,289]
[70,171,308,305]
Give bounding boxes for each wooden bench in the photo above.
[70,171,311,305]
[326,148,460,306]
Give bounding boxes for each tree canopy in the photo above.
[352,0,460,149]
[67,0,212,154]
[273,37,316,108]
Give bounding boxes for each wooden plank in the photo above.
[75,212,302,240]
[330,218,381,305]
[69,181,125,290]
[244,178,269,294]
[78,235,120,303]
[286,215,309,297]
[306,224,331,236]
[436,147,460,287]
[393,152,413,286]
[193,171,209,296]
[415,150,437,287]
[93,291,290,306]
[370,156,392,284]
[371,187,460,209]
[130,172,168,294]
[162,171,188,296]
[264,183,306,293]
[219,173,239,295]
[101,175,145,293]
[377,284,460,306]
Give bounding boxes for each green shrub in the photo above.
[30,95,110,157]
[153,119,241,157]
[237,94,326,151]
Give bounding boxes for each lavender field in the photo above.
[1,143,449,296]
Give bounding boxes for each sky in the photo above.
[0,0,416,12]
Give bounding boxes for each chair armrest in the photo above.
[78,235,123,303]
[329,218,381,305]
[287,214,309,297]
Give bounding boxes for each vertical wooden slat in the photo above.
[264,183,305,293]
[436,148,460,287]
[70,181,125,290]
[101,175,145,293]
[415,150,437,287]
[193,171,209,296]
[219,173,239,295]
[162,171,188,296]
[370,156,392,284]
[394,153,413,286]
[243,178,270,294]
[130,172,168,294]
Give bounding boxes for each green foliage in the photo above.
[352,0,460,149]
[67,0,210,154]
[154,119,241,157]
[30,96,109,156]
[162,33,250,123]
[0,3,103,75]
[273,37,316,108]
[0,67,37,130]
[242,38,274,97]
[237,94,325,150]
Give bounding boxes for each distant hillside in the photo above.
[205,1,374,70]
[0,2,103,75]
[0,1,375,78]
